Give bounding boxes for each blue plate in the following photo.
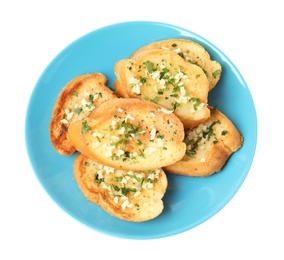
[25,21,257,239]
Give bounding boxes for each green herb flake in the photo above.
[88,94,94,102]
[81,121,91,134]
[178,52,184,58]
[210,105,218,114]
[95,174,104,184]
[191,98,201,110]
[138,149,146,159]
[140,76,146,84]
[186,151,195,158]
[114,176,123,182]
[147,178,157,184]
[85,103,92,109]
[150,96,159,103]
[212,70,222,78]
[111,184,120,191]
[121,187,136,196]
[138,177,144,191]
[74,107,83,114]
[172,101,180,111]
[136,139,143,145]
[143,61,154,73]
[221,130,228,136]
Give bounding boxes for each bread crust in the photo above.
[73,153,168,222]
[114,48,210,128]
[67,98,186,171]
[49,73,117,155]
[131,38,222,90]
[164,108,243,177]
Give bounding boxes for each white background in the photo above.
[1,1,283,259]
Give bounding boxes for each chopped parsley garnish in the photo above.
[95,174,104,184]
[81,121,91,134]
[221,130,228,136]
[74,107,83,114]
[121,186,136,196]
[191,97,201,110]
[88,94,94,102]
[140,76,146,84]
[150,96,159,103]
[114,176,123,182]
[172,101,180,111]
[111,185,120,191]
[210,105,218,113]
[212,69,222,78]
[143,61,154,73]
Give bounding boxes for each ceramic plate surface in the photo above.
[25,21,257,239]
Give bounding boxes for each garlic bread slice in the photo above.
[67,98,186,171]
[164,107,243,177]
[114,48,210,128]
[73,153,168,222]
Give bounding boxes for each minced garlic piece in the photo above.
[60,119,68,124]
[129,77,142,94]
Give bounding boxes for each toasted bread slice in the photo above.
[131,38,222,90]
[67,98,186,171]
[73,153,168,222]
[49,73,117,155]
[164,107,243,177]
[114,48,210,128]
